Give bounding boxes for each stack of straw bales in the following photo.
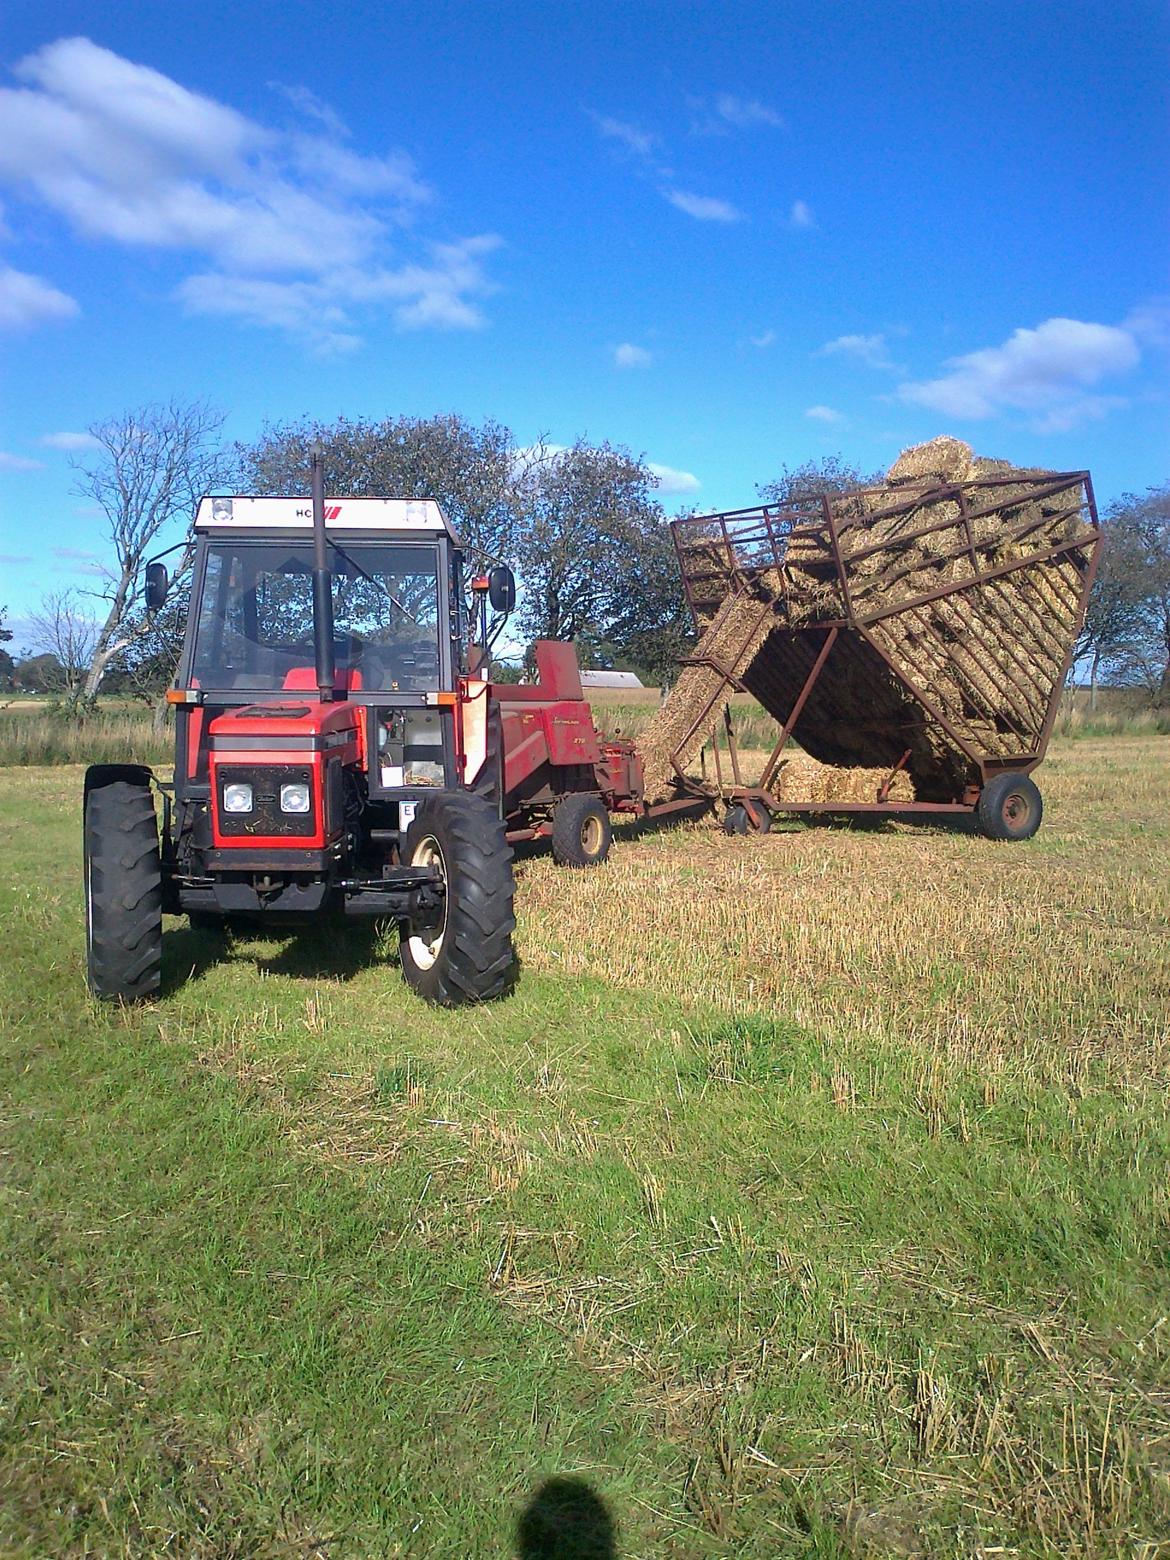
[637,437,1095,805]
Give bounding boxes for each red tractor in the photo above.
[82,452,648,1007]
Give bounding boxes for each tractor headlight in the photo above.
[223,782,253,813]
[280,782,311,814]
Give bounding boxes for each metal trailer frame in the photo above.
[666,471,1102,823]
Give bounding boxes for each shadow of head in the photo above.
[516,1478,616,1559]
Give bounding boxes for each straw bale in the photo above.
[772,753,915,804]
[639,592,777,802]
[887,435,980,485]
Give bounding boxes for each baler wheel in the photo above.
[84,779,163,1002]
[551,794,612,867]
[976,772,1043,841]
[400,792,516,1005]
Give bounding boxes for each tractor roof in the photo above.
[195,495,460,542]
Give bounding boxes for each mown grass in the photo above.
[2,739,1169,1556]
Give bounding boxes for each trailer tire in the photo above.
[551,794,612,867]
[976,772,1043,841]
[723,802,771,835]
[400,792,516,1005]
[84,778,163,1002]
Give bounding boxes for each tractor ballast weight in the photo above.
[82,463,646,1007]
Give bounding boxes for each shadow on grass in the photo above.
[162,918,525,1000]
[160,918,391,995]
[516,1478,616,1558]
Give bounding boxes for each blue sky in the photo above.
[1,0,1167,636]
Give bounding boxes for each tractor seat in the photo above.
[283,666,364,693]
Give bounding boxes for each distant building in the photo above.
[580,670,644,689]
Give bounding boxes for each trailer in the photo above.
[647,468,1101,840]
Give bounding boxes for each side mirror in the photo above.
[488,564,516,615]
[144,561,169,612]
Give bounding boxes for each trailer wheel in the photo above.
[976,772,1043,841]
[551,794,612,867]
[400,792,516,1005]
[723,802,771,835]
[84,778,163,1002]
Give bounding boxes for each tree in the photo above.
[235,413,523,566]
[514,441,667,648]
[604,513,693,684]
[1075,526,1148,708]
[758,454,876,510]
[1084,482,1170,702]
[13,653,65,693]
[72,400,228,702]
[27,590,99,705]
[0,606,13,691]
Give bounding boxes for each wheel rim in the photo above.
[406,834,448,970]
[1002,790,1033,831]
[580,813,604,856]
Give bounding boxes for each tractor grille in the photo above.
[216,764,316,838]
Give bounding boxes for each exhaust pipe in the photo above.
[309,443,336,702]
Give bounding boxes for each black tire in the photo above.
[400,791,516,1005]
[84,779,163,1001]
[551,794,612,867]
[976,771,1043,841]
[723,801,771,836]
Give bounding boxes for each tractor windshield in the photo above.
[191,540,442,692]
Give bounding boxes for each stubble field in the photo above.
[1,734,1168,1557]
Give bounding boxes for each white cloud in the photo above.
[898,317,1141,429]
[647,461,700,494]
[614,342,652,368]
[664,188,743,223]
[40,430,101,450]
[789,200,816,229]
[804,405,844,424]
[0,450,45,470]
[0,264,79,329]
[176,235,500,350]
[750,329,777,348]
[594,115,658,159]
[0,37,495,347]
[819,332,896,370]
[715,93,784,129]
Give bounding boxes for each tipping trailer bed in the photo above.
[648,470,1101,832]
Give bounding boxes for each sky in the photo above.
[0,0,1167,639]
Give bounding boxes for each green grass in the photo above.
[2,748,1169,1556]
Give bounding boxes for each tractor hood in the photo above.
[208,700,360,751]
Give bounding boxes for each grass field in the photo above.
[2,736,1168,1556]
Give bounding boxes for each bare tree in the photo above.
[72,400,227,702]
[27,589,99,705]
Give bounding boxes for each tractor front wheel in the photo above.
[551,794,612,867]
[976,772,1043,841]
[84,778,163,1001]
[400,792,516,1005]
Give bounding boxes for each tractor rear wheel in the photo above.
[976,772,1043,841]
[400,791,516,1005]
[84,779,163,1001]
[551,794,612,867]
